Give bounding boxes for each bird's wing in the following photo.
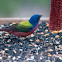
[5,23,20,32]
[6,20,33,32]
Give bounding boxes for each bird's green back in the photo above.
[16,20,33,32]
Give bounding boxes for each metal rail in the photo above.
[0,17,49,25]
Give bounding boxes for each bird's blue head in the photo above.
[29,14,42,27]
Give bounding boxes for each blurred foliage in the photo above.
[0,0,50,17]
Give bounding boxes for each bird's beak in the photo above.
[39,15,42,18]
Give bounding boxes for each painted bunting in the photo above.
[0,14,42,37]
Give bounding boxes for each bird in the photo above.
[0,14,42,37]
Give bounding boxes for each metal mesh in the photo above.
[49,0,62,31]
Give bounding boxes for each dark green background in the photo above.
[0,0,50,17]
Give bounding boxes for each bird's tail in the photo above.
[0,28,8,31]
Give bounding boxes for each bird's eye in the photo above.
[37,17,40,19]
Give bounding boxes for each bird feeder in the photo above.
[49,0,62,31]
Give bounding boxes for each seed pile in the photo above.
[0,22,62,62]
